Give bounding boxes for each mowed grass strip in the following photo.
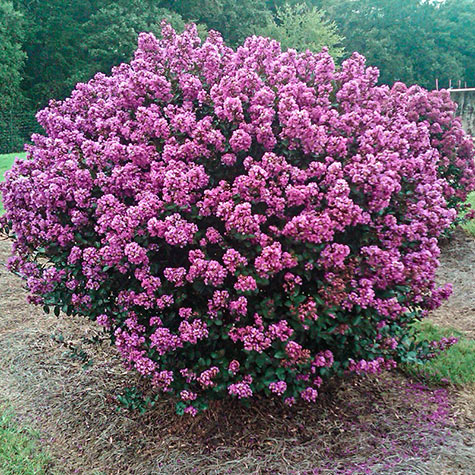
[405,320,475,387]
[0,152,27,214]
[0,152,26,180]
[0,407,51,475]
[462,192,475,236]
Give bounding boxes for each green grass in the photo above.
[0,152,27,214]
[405,320,475,386]
[0,152,26,182]
[462,191,475,236]
[0,407,51,474]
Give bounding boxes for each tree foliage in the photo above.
[72,0,186,84]
[13,0,97,109]
[259,2,344,59]
[0,0,26,111]
[314,0,475,89]
[161,0,271,46]
[433,0,475,88]
[0,0,28,152]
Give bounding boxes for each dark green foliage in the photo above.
[0,1,31,152]
[314,0,475,89]
[71,0,185,84]
[116,387,158,414]
[14,0,98,109]
[161,0,271,46]
[0,1,26,111]
[434,0,475,89]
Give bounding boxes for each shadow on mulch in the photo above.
[0,237,474,474]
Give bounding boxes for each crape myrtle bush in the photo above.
[1,23,475,415]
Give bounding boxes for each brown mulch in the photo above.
[431,230,475,339]
[0,233,474,474]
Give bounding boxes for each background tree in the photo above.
[72,0,186,84]
[265,0,304,12]
[258,2,344,59]
[0,0,26,110]
[14,0,98,109]
[314,0,473,89]
[433,0,475,88]
[0,0,28,152]
[161,0,271,46]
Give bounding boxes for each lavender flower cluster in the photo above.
[1,23,474,415]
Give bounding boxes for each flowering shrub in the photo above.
[1,23,474,415]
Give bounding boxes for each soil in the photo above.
[0,232,474,474]
[431,230,475,339]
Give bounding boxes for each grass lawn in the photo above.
[0,407,51,475]
[406,320,475,386]
[463,191,475,236]
[0,152,26,181]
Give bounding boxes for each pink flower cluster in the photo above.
[347,358,398,375]
[426,336,459,359]
[228,381,253,399]
[269,381,287,396]
[1,22,474,415]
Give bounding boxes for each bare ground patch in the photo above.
[0,236,474,474]
[431,229,475,339]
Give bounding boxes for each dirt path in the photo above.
[431,230,475,339]
[0,235,474,474]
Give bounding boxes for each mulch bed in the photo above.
[0,233,474,474]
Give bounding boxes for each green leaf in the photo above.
[275,367,286,379]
